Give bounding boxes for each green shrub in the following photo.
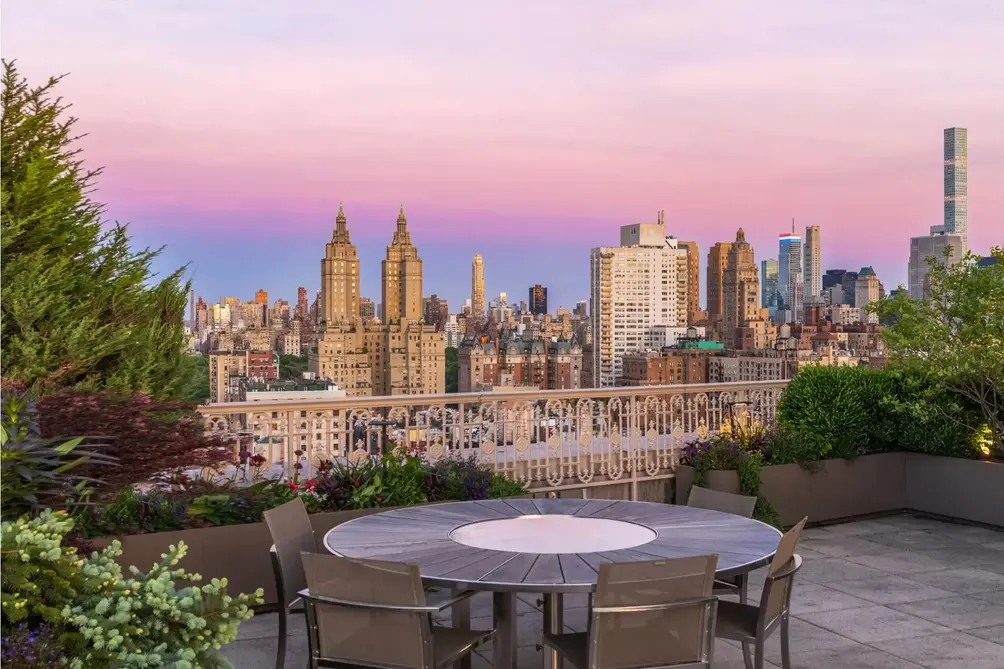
[487,475,529,498]
[776,365,983,463]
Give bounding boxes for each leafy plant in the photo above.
[1,61,194,400]
[873,246,1004,457]
[425,454,491,501]
[78,487,186,537]
[487,474,528,498]
[0,386,115,519]
[1,623,64,668]
[682,435,781,528]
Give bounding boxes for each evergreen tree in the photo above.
[1,61,193,399]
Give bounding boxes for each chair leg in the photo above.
[738,575,753,669]
[754,640,765,669]
[276,605,287,669]
[780,614,792,669]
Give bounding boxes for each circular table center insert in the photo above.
[448,514,657,554]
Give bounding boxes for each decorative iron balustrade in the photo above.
[197,380,789,494]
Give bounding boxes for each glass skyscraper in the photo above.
[778,233,803,322]
[944,127,968,252]
[761,258,781,320]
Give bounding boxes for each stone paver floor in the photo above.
[224,513,1004,669]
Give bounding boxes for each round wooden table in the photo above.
[324,498,781,669]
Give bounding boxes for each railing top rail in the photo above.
[197,380,790,414]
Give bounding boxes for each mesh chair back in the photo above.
[264,498,316,608]
[687,486,757,518]
[302,552,431,669]
[761,517,807,624]
[590,555,718,669]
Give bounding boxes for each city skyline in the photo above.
[4,2,1002,309]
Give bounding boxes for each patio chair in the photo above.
[686,487,758,595]
[299,551,494,669]
[264,497,318,669]
[714,517,808,669]
[542,554,720,669]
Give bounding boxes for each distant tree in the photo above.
[1,61,191,399]
[279,353,308,380]
[873,247,1004,455]
[445,347,459,393]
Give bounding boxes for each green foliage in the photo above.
[175,355,210,403]
[278,353,308,381]
[1,61,193,400]
[78,488,186,537]
[775,366,894,463]
[445,347,459,393]
[777,365,984,463]
[684,437,781,528]
[873,247,1004,456]
[487,475,529,498]
[1,509,262,668]
[1,387,115,519]
[1,511,99,625]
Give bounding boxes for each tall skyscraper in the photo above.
[295,287,309,320]
[778,229,804,323]
[528,284,547,316]
[855,267,881,324]
[321,204,361,325]
[722,228,760,349]
[381,206,423,323]
[944,127,968,252]
[761,258,781,317]
[590,220,688,387]
[706,242,732,323]
[677,240,701,325]
[471,254,485,318]
[803,225,821,300]
[908,231,964,300]
[255,288,268,305]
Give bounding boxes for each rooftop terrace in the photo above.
[225,513,1004,669]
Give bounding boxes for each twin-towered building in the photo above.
[310,205,445,396]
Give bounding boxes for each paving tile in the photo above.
[891,594,1004,630]
[472,610,547,647]
[711,639,779,668]
[974,589,1004,605]
[929,524,1004,545]
[477,642,544,669]
[825,575,955,605]
[798,535,892,557]
[758,616,859,664]
[905,567,1004,594]
[844,550,953,574]
[878,515,960,532]
[866,529,959,551]
[799,604,952,643]
[796,557,889,584]
[787,582,873,615]
[875,631,1004,669]
[785,645,926,669]
[919,546,1004,568]
[809,518,899,537]
[222,635,309,669]
[967,624,1004,644]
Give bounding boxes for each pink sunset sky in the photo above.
[3,1,1003,309]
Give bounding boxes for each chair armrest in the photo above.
[425,588,477,613]
[298,588,464,613]
[593,596,719,614]
[768,554,803,581]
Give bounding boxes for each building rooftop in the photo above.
[224,513,1004,669]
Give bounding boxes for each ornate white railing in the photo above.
[197,380,789,495]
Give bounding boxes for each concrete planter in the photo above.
[676,452,1003,528]
[91,506,415,606]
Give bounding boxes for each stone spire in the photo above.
[392,204,411,245]
[332,202,351,243]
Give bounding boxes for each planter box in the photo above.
[676,452,1004,528]
[91,506,412,606]
[905,454,1004,527]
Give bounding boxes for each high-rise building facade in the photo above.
[706,242,732,323]
[855,267,881,324]
[803,225,822,301]
[321,204,361,326]
[255,289,268,306]
[677,240,701,325]
[528,284,547,316]
[381,206,423,323]
[761,258,781,318]
[778,232,804,322]
[908,231,964,300]
[471,254,485,318]
[944,127,968,252]
[589,221,688,387]
[722,228,761,349]
[295,287,309,320]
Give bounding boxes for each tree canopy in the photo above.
[873,246,1004,455]
[1,61,195,399]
